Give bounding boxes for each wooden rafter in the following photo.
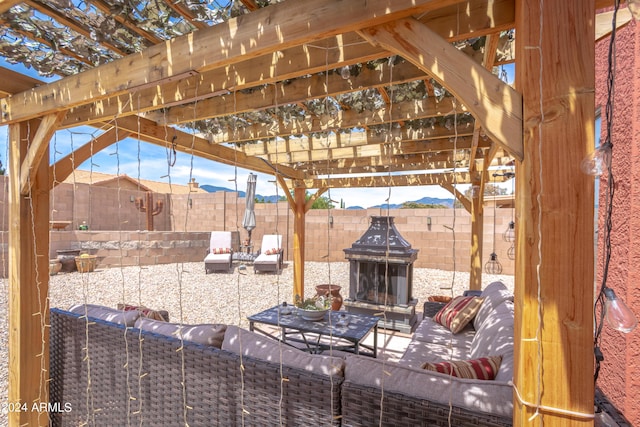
[241,122,475,156]
[359,17,524,161]
[49,127,132,189]
[105,116,303,179]
[211,97,465,144]
[23,0,129,56]
[0,17,91,65]
[88,0,161,45]
[301,170,511,189]
[19,111,66,195]
[266,136,480,164]
[1,0,465,125]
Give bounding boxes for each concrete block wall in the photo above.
[0,176,515,275]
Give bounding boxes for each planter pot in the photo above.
[49,259,62,276]
[315,284,343,311]
[57,249,81,272]
[75,255,97,273]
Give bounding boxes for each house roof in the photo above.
[63,170,208,194]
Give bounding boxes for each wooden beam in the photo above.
[49,127,132,189]
[267,136,481,164]
[305,187,328,213]
[241,120,474,156]
[8,120,51,427]
[0,0,25,14]
[24,0,128,56]
[213,97,466,145]
[514,0,595,424]
[105,115,303,179]
[301,171,491,189]
[89,0,161,45]
[1,0,463,125]
[441,182,471,213]
[358,17,524,161]
[61,1,516,129]
[153,60,429,127]
[595,8,632,41]
[292,185,306,301]
[19,112,66,195]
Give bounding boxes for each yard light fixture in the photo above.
[503,220,515,243]
[484,252,502,275]
[603,288,638,333]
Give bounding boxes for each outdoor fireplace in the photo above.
[343,216,419,333]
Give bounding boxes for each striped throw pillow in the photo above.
[265,248,281,255]
[433,295,483,333]
[212,247,231,254]
[422,355,502,380]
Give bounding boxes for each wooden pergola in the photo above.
[1,0,611,425]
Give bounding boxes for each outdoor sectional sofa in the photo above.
[49,282,515,426]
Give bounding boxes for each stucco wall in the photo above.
[595,20,640,426]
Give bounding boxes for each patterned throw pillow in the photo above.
[265,248,281,255]
[433,295,484,333]
[422,355,502,380]
[212,247,231,254]
[117,304,169,322]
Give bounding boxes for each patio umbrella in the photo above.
[242,173,257,248]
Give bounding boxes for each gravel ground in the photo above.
[0,261,513,425]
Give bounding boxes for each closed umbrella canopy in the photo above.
[242,173,257,244]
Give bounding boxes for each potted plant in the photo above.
[294,295,331,321]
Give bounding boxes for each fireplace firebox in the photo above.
[343,216,419,333]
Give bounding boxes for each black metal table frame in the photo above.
[248,307,378,358]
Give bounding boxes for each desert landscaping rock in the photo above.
[0,261,513,425]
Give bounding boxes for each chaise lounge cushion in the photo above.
[134,317,227,348]
[222,325,344,377]
[343,355,514,417]
[69,303,141,327]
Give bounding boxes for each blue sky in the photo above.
[0,58,512,208]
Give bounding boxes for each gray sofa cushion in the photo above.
[470,300,514,382]
[399,339,471,368]
[344,355,513,417]
[134,317,227,348]
[69,303,140,327]
[412,317,475,349]
[222,325,344,377]
[474,281,514,331]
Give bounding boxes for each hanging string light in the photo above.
[593,0,638,383]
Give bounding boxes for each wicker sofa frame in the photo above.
[50,307,518,426]
[49,308,342,426]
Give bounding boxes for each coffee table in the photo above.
[248,306,379,358]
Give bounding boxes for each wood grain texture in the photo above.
[514,0,595,424]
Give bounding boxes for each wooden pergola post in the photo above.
[514,0,595,424]
[469,176,486,290]
[292,185,306,301]
[8,120,51,427]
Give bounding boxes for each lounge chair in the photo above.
[204,231,233,273]
[253,234,283,273]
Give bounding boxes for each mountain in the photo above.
[371,197,454,209]
[201,185,453,208]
